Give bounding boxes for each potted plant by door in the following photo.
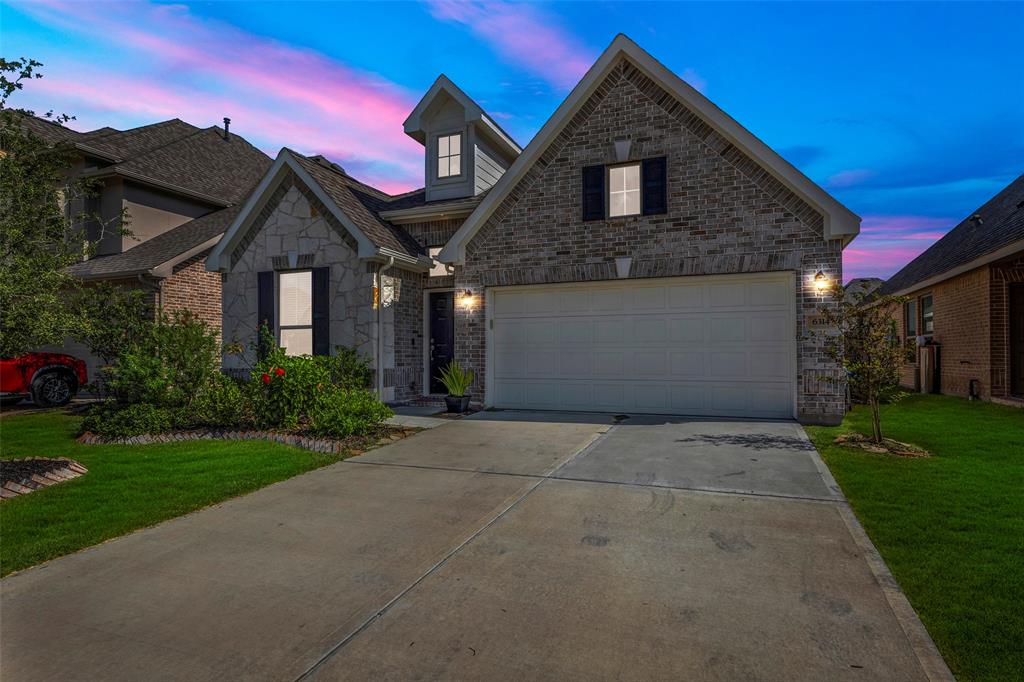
[438,360,474,413]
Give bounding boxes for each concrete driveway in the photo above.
[0,412,949,681]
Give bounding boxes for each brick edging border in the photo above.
[77,429,383,455]
[1,458,88,500]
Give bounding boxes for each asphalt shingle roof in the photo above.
[77,119,201,160]
[289,152,424,259]
[107,127,272,204]
[67,204,242,278]
[879,174,1024,294]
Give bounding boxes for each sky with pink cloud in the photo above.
[2,0,1022,281]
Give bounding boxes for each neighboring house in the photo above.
[879,174,1024,403]
[22,115,271,377]
[844,277,884,304]
[207,35,861,424]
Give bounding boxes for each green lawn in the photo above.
[807,395,1024,682]
[0,412,343,577]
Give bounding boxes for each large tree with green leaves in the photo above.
[815,286,908,443]
[0,58,124,357]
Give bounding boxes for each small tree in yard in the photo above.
[0,57,126,356]
[815,285,908,444]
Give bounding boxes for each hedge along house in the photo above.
[207,35,861,424]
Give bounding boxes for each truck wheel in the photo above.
[31,371,76,407]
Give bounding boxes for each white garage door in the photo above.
[489,273,795,418]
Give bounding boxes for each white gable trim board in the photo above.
[485,272,798,419]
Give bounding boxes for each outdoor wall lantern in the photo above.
[813,270,830,294]
[458,289,475,308]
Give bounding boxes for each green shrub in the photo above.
[309,389,393,438]
[109,310,219,408]
[81,403,175,438]
[191,373,247,428]
[324,346,373,390]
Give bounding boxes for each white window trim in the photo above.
[277,269,314,356]
[436,131,463,180]
[607,162,641,218]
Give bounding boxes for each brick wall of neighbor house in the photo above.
[220,178,378,374]
[452,59,845,424]
[897,265,993,399]
[990,254,1024,398]
[160,252,222,338]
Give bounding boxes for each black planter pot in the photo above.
[445,394,471,413]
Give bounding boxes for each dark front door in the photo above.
[429,291,455,394]
[1011,285,1024,396]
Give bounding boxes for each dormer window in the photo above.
[437,133,462,178]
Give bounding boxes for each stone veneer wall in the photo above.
[452,58,845,424]
[221,180,377,374]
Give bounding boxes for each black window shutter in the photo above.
[257,271,275,359]
[642,156,668,215]
[581,165,605,221]
[312,266,330,356]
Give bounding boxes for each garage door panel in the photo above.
[524,321,556,344]
[634,319,667,343]
[490,275,794,418]
[668,284,703,310]
[750,280,790,306]
[593,352,625,376]
[632,287,666,310]
[634,351,668,376]
[669,351,705,377]
[559,320,592,344]
[559,351,591,376]
[708,282,746,307]
[710,317,746,342]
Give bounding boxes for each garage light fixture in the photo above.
[813,270,830,294]
[458,289,475,308]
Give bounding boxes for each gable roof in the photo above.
[439,34,860,263]
[403,74,521,158]
[206,149,431,272]
[88,126,273,205]
[67,204,241,280]
[879,174,1024,295]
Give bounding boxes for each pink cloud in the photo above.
[843,214,955,281]
[11,0,424,192]
[426,0,594,90]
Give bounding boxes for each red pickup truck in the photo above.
[0,352,88,407]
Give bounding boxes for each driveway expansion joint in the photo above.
[294,424,620,681]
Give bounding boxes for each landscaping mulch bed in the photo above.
[833,433,930,458]
[1,458,88,499]
[77,426,419,456]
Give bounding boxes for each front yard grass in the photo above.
[0,411,344,577]
[806,394,1023,681]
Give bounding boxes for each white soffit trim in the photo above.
[439,34,860,264]
[206,149,380,272]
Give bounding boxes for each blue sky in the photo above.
[2,1,1022,280]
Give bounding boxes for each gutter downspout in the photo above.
[136,273,163,319]
[376,257,395,398]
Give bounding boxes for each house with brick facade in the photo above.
[207,34,862,424]
[879,174,1024,404]
[24,116,272,377]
